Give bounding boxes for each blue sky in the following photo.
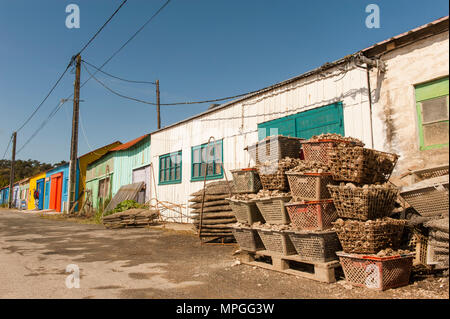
[0,0,448,164]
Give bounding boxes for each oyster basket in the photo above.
[257,160,299,191]
[231,168,262,194]
[336,251,415,290]
[329,146,399,184]
[245,136,304,165]
[227,198,265,224]
[285,200,337,231]
[327,184,399,221]
[286,230,342,262]
[400,177,449,217]
[301,139,364,165]
[286,172,336,201]
[232,227,265,251]
[332,218,407,254]
[255,229,296,255]
[254,196,291,225]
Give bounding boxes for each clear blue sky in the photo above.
[0,0,448,164]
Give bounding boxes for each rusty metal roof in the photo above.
[110,134,150,151]
[362,15,449,56]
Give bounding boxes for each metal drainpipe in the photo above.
[366,64,375,149]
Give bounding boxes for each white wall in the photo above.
[370,31,449,177]
[151,62,371,222]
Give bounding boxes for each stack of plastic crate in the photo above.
[228,168,266,252]
[314,135,415,290]
[283,161,342,263]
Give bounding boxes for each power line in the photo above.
[82,60,156,85]
[16,0,129,135]
[1,135,13,160]
[16,100,68,155]
[83,61,266,107]
[75,0,129,57]
[82,62,158,105]
[79,0,171,91]
[16,65,71,133]
[15,1,168,155]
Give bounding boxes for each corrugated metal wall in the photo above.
[150,63,372,222]
[112,136,151,197]
[86,153,115,210]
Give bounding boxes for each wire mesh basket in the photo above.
[245,135,304,165]
[329,145,399,184]
[327,184,399,221]
[255,229,297,255]
[400,179,449,217]
[301,139,364,165]
[232,227,265,251]
[286,172,336,201]
[411,165,449,183]
[332,218,407,254]
[257,160,300,191]
[336,251,415,290]
[407,228,429,266]
[285,200,337,230]
[286,230,342,262]
[254,196,291,225]
[227,198,265,224]
[231,168,262,194]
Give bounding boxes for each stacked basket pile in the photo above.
[284,159,342,262]
[230,135,304,255]
[306,134,415,290]
[189,181,236,238]
[227,168,266,251]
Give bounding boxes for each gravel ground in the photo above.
[0,209,448,299]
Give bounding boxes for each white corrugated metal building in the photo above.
[150,16,449,223]
[150,54,377,222]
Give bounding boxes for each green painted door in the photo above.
[258,102,344,140]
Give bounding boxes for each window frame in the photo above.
[191,139,223,182]
[415,77,449,151]
[158,151,182,185]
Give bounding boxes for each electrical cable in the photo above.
[15,0,129,135]
[16,100,68,155]
[15,1,170,155]
[79,0,171,90]
[82,62,158,105]
[1,135,13,160]
[83,61,265,107]
[75,0,129,57]
[16,65,71,133]
[82,60,156,85]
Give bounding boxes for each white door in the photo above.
[132,165,151,204]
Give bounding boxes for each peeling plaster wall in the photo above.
[370,31,449,177]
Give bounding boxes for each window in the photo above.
[159,151,182,184]
[191,139,223,181]
[415,77,449,150]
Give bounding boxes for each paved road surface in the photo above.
[0,209,447,299]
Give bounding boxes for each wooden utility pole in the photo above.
[156,79,161,129]
[8,132,17,208]
[67,54,81,214]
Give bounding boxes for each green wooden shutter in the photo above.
[258,102,344,140]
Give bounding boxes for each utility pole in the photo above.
[8,132,17,209]
[156,79,161,129]
[67,54,81,214]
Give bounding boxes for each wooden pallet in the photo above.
[239,250,341,283]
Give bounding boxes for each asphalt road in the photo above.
[0,209,447,299]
